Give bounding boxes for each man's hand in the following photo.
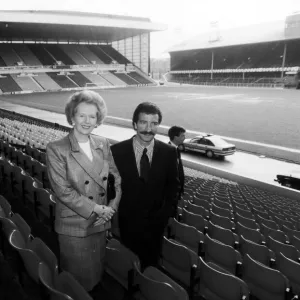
[93,217,107,227]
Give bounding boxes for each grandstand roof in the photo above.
[0,10,166,43]
[168,20,288,53]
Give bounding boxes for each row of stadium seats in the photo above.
[171,40,300,71]
[0,44,129,67]
[169,73,283,87]
[0,70,152,93]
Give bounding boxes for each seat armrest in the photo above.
[234,241,239,250]
[236,261,243,277]
[198,241,205,257]
[178,214,182,222]
[269,258,276,268]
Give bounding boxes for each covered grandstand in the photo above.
[0,10,166,94]
[167,13,300,88]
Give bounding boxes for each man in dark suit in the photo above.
[111,102,180,268]
[168,126,186,200]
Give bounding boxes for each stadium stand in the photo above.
[74,45,104,64]
[0,44,24,66]
[112,71,139,85]
[13,44,43,66]
[28,44,57,66]
[10,74,43,92]
[88,45,113,64]
[31,73,62,91]
[80,71,112,86]
[68,71,94,87]
[98,45,131,64]
[167,14,300,88]
[59,44,91,65]
[45,44,76,65]
[1,107,300,299]
[46,72,79,88]
[0,75,22,93]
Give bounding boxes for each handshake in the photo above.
[93,204,116,227]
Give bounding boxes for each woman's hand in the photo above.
[93,217,107,227]
[94,204,115,221]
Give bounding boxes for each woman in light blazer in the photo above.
[46,90,121,292]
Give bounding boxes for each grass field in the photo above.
[0,85,299,150]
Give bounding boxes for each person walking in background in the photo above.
[46,90,121,292]
[168,126,186,200]
[111,102,179,269]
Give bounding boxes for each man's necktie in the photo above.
[140,148,150,182]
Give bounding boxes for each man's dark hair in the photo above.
[168,126,186,141]
[132,102,163,127]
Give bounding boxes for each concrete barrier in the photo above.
[104,116,300,164]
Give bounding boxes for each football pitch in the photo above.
[0,85,299,150]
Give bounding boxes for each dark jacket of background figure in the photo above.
[111,137,180,267]
[168,141,185,196]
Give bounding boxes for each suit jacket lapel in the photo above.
[69,130,105,189]
[127,137,140,179]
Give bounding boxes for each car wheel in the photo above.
[206,150,214,158]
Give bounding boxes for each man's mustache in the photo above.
[140,131,155,136]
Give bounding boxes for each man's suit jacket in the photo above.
[46,129,121,237]
[111,137,180,231]
[168,141,185,195]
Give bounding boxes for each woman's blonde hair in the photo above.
[65,90,107,125]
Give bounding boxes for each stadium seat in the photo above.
[33,186,56,231]
[204,234,242,276]
[211,203,234,220]
[185,201,209,219]
[159,236,199,297]
[131,261,188,300]
[274,216,296,231]
[207,221,239,248]
[235,213,260,230]
[234,206,254,219]
[277,252,300,295]
[39,262,93,300]
[267,236,300,262]
[167,218,204,255]
[209,211,235,231]
[180,208,208,233]
[261,223,290,244]
[213,198,232,210]
[105,238,140,293]
[256,214,278,230]
[192,197,211,210]
[9,229,58,284]
[290,235,300,253]
[198,256,249,300]
[241,253,293,300]
[235,222,266,244]
[239,235,276,267]
[282,225,300,240]
[0,195,12,217]
[254,209,270,220]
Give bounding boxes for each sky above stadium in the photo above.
[3,0,300,57]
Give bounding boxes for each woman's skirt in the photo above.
[58,232,106,291]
